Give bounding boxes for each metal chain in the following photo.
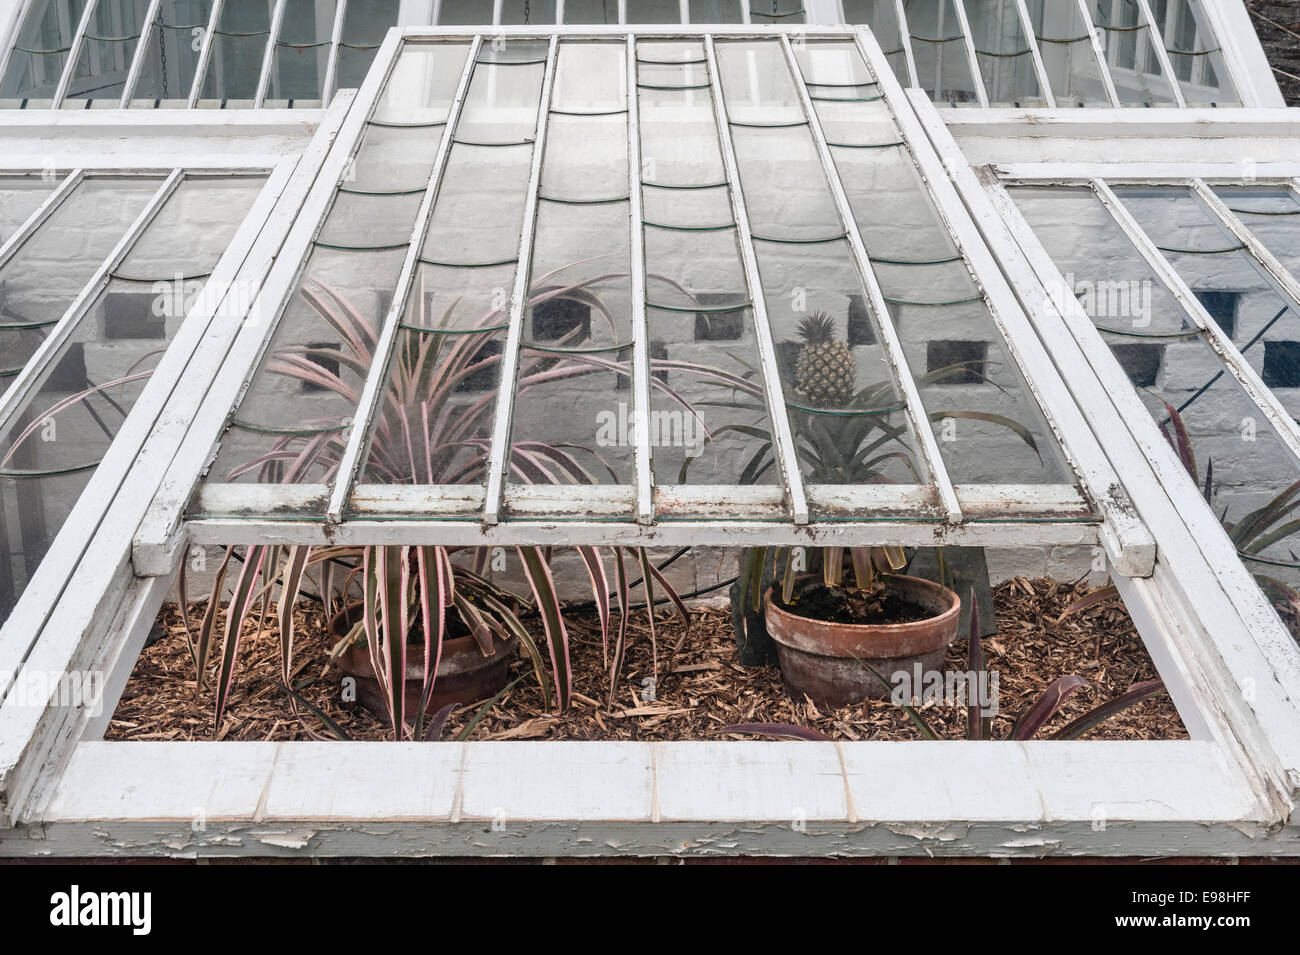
[524,0,531,24]
[157,14,168,99]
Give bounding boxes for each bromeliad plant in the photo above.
[192,262,736,739]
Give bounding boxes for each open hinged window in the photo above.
[0,23,1298,860]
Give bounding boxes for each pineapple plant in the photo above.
[793,311,855,408]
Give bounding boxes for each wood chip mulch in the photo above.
[107,576,1185,743]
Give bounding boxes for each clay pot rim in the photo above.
[763,573,961,659]
[327,601,507,655]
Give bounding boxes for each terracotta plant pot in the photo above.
[330,602,518,721]
[764,574,961,707]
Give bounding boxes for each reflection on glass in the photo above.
[0,177,58,243]
[1089,0,1178,105]
[264,0,338,107]
[0,177,160,397]
[689,0,744,24]
[198,0,275,105]
[563,0,621,23]
[128,0,216,108]
[903,0,981,104]
[626,0,687,23]
[335,0,400,91]
[1152,0,1237,104]
[0,174,264,625]
[748,1,806,25]
[840,0,910,88]
[501,0,559,24]
[0,0,90,105]
[211,42,471,488]
[715,39,915,493]
[1024,0,1112,106]
[62,0,151,107]
[1012,184,1300,638]
[800,39,1069,486]
[635,40,783,489]
[965,0,1046,106]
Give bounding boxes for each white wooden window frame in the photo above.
[0,23,1296,859]
[0,0,1279,109]
[0,0,379,108]
[133,25,1152,570]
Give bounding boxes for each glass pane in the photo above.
[965,0,1048,106]
[335,0,399,90]
[563,0,621,23]
[0,175,264,624]
[62,0,152,107]
[626,0,685,23]
[635,39,783,490]
[1152,0,1238,105]
[128,0,216,108]
[209,42,470,489]
[0,0,90,106]
[841,0,910,88]
[197,0,275,105]
[1090,0,1179,105]
[803,39,1072,486]
[903,0,981,104]
[264,0,338,107]
[505,42,632,495]
[1212,187,1300,281]
[718,39,919,492]
[748,1,805,26]
[0,177,161,397]
[1027,0,1113,106]
[689,0,743,24]
[0,177,58,244]
[1013,184,1300,637]
[438,0,495,24]
[500,0,558,24]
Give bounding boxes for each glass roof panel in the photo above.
[60,0,151,107]
[965,0,1048,106]
[0,177,58,242]
[264,0,340,108]
[689,0,745,25]
[1153,0,1239,106]
[126,0,217,108]
[335,0,400,90]
[0,0,90,106]
[0,173,265,624]
[1025,0,1114,106]
[0,176,162,392]
[0,0,1251,110]
[808,39,1071,486]
[1011,183,1300,638]
[190,33,1091,529]
[198,0,275,106]
[209,41,471,486]
[1089,0,1180,106]
[501,0,560,24]
[902,0,983,105]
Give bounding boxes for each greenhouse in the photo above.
[0,0,1298,862]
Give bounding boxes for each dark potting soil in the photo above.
[777,584,931,626]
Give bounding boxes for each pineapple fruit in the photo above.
[794,311,855,408]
